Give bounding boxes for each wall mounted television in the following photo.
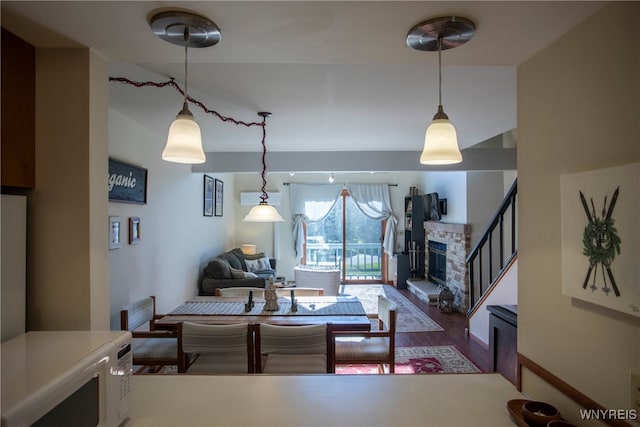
[423,192,442,221]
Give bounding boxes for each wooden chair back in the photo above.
[178,321,254,373]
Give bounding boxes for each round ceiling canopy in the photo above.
[150,11,221,48]
[406,16,475,51]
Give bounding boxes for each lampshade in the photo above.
[241,244,257,255]
[162,104,206,164]
[420,117,462,165]
[243,202,285,222]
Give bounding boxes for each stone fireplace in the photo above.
[424,222,471,312]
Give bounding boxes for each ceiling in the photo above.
[1,1,605,169]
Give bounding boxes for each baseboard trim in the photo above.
[517,352,634,427]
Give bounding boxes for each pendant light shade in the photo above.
[162,103,205,164]
[243,201,285,222]
[407,16,475,166]
[420,106,462,165]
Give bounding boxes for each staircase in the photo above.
[466,179,518,325]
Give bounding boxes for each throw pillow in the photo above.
[229,248,248,271]
[207,258,232,279]
[244,252,266,260]
[219,252,243,270]
[245,256,271,272]
[231,267,259,279]
[230,267,246,279]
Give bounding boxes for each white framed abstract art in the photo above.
[560,163,639,317]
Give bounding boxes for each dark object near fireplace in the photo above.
[423,192,442,221]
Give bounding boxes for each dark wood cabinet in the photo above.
[404,195,425,279]
[488,304,518,385]
[1,28,36,191]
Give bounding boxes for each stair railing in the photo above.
[466,178,518,318]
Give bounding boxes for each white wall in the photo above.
[466,171,506,249]
[421,171,467,224]
[518,2,639,420]
[234,172,424,281]
[469,258,518,344]
[108,110,235,327]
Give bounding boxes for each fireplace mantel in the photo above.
[424,221,471,311]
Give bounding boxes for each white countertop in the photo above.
[128,373,524,426]
[1,330,130,410]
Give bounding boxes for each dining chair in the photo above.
[275,287,324,297]
[332,295,397,373]
[215,287,265,298]
[120,296,178,372]
[177,321,255,374]
[293,267,341,296]
[255,323,331,374]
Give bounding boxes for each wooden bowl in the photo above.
[547,420,577,427]
[521,401,562,427]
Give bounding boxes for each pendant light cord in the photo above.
[183,27,190,106]
[259,114,269,203]
[437,36,442,106]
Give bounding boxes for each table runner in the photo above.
[168,299,366,316]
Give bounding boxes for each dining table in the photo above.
[155,295,371,332]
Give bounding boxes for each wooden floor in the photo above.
[395,288,490,372]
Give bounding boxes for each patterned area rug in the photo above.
[154,345,480,375]
[340,284,444,333]
[335,345,481,375]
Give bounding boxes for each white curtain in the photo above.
[289,182,398,261]
[289,183,343,261]
[346,183,398,257]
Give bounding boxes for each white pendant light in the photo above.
[407,16,475,165]
[244,202,285,222]
[150,11,221,164]
[162,102,205,163]
[243,112,285,223]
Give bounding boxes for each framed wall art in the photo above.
[129,217,141,244]
[560,163,639,317]
[203,175,214,217]
[109,216,121,250]
[108,158,148,204]
[214,179,224,217]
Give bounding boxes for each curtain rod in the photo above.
[282,182,398,187]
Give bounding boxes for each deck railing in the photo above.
[305,242,382,279]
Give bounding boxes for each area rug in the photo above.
[340,284,443,333]
[335,345,481,375]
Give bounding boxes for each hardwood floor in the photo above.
[395,288,489,372]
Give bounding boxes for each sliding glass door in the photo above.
[304,191,384,283]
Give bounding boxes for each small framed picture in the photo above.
[214,179,224,217]
[129,217,141,244]
[109,216,121,250]
[204,175,214,217]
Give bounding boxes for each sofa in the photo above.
[200,248,277,296]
